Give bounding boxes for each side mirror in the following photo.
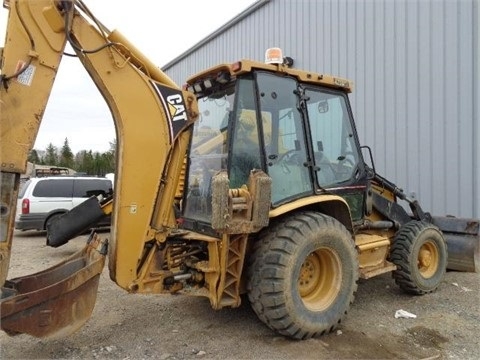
[360,145,376,178]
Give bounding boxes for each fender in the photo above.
[269,194,354,233]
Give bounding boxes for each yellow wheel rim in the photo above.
[298,248,342,311]
[418,240,439,278]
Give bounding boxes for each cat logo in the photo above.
[151,81,190,140]
[166,94,187,122]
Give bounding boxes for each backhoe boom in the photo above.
[1,0,198,337]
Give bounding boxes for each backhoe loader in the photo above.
[1,0,478,340]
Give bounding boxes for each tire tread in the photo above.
[247,211,358,339]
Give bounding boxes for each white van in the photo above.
[15,176,113,231]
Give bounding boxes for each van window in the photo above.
[33,179,74,197]
[18,180,31,198]
[73,179,112,198]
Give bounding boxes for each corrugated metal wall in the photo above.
[164,0,478,218]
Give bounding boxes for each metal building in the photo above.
[163,0,479,218]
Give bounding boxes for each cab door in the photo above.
[304,87,367,221]
[255,72,313,205]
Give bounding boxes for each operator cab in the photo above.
[182,54,367,233]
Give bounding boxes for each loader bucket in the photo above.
[0,233,107,338]
[432,216,479,273]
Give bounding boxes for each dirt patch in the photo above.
[1,230,479,359]
[406,326,449,349]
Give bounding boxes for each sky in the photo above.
[0,0,255,153]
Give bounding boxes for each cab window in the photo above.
[256,72,312,204]
[229,78,262,188]
[305,90,360,187]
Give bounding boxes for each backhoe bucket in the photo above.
[0,234,107,338]
[432,216,479,273]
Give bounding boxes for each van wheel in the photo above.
[247,211,358,339]
[45,213,63,231]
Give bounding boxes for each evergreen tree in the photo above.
[76,150,94,174]
[59,138,74,169]
[39,141,117,176]
[44,143,58,166]
[93,152,106,176]
[102,151,115,174]
[27,149,41,164]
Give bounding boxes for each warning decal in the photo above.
[15,61,36,86]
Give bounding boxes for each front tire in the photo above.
[247,212,358,339]
[390,221,447,295]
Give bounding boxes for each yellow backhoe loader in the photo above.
[1,0,478,340]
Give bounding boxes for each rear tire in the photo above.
[247,211,358,339]
[390,221,447,295]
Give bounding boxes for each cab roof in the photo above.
[185,59,353,97]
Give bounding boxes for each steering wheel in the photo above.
[277,149,302,164]
[272,150,303,174]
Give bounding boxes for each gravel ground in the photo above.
[1,230,479,360]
